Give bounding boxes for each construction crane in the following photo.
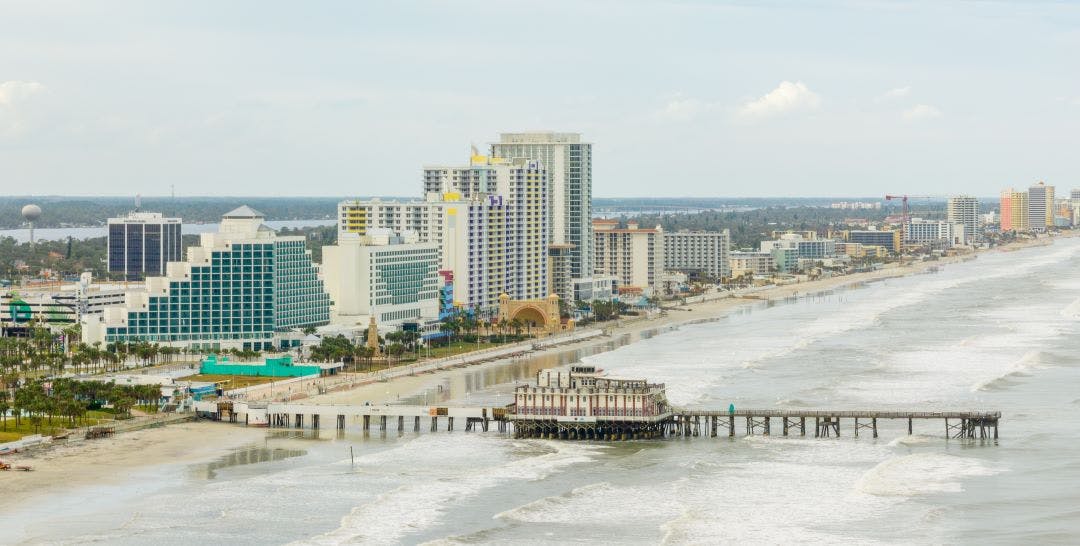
[884,194,933,243]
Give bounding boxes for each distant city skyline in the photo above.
[2,2,1079,197]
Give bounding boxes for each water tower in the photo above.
[21,204,42,246]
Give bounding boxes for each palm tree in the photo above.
[0,390,9,431]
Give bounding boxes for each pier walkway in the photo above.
[671,408,1001,440]
[200,401,1000,440]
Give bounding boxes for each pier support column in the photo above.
[448,417,454,431]
[872,418,878,439]
[763,417,770,436]
[908,418,913,435]
[711,417,717,438]
[783,418,789,436]
[431,417,437,431]
[994,421,998,440]
[854,418,859,437]
[363,415,370,431]
[414,416,421,432]
[800,417,806,436]
[337,415,345,430]
[312,414,320,429]
[729,415,735,437]
[815,417,820,438]
[380,415,387,431]
[398,415,404,432]
[295,414,303,428]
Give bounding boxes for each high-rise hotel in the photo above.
[337,153,549,311]
[83,206,330,351]
[946,195,979,242]
[491,133,592,301]
[107,212,182,281]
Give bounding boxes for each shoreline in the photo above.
[0,232,1070,508]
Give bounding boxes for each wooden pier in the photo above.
[204,401,1000,441]
[666,409,1001,440]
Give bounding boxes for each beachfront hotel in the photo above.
[321,229,441,327]
[337,153,550,313]
[82,206,331,352]
[1000,188,1029,232]
[947,195,980,242]
[491,132,594,285]
[663,229,731,281]
[593,219,665,294]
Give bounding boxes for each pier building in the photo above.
[509,366,671,439]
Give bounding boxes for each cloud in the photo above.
[654,93,713,122]
[903,103,942,120]
[0,80,45,106]
[737,81,820,119]
[876,86,911,102]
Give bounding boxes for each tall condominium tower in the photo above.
[338,154,549,311]
[1000,188,1028,232]
[490,132,593,289]
[107,212,182,281]
[1028,182,1054,231]
[946,195,979,242]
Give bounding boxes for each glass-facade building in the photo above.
[97,207,330,351]
[107,212,182,281]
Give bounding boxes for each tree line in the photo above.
[0,377,162,433]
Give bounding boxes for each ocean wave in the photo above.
[295,440,602,545]
[855,453,1002,497]
[971,350,1043,392]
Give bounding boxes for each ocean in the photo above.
[5,237,1080,544]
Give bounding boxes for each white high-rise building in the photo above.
[947,195,979,243]
[663,230,731,280]
[337,154,549,312]
[491,132,593,285]
[904,218,966,246]
[322,230,440,327]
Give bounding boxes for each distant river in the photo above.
[0,220,336,243]
[5,237,1080,543]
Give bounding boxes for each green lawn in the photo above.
[177,374,279,389]
[0,414,106,443]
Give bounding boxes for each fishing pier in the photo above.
[196,366,1001,441]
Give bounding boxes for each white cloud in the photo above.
[654,93,713,122]
[876,86,911,102]
[737,81,820,119]
[903,103,942,120]
[0,80,45,106]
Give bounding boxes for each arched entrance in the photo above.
[497,293,573,336]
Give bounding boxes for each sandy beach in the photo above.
[0,233,1065,508]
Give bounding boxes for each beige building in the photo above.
[593,219,664,294]
[729,251,774,276]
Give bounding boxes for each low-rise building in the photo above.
[730,251,774,277]
[846,230,901,253]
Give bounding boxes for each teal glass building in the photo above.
[95,206,330,351]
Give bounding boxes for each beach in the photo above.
[0,234,1063,515]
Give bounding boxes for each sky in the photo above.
[1,0,1079,198]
